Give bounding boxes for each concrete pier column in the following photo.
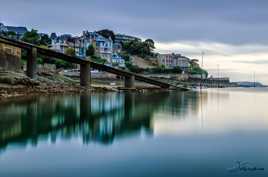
[26,47,37,79]
[80,62,91,88]
[124,75,135,88]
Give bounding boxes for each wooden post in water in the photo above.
[125,75,135,88]
[80,62,91,88]
[26,47,37,79]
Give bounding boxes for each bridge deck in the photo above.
[0,36,179,89]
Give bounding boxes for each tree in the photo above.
[122,39,155,58]
[21,29,40,45]
[65,48,76,57]
[7,31,17,39]
[97,29,115,42]
[144,39,155,56]
[40,34,52,46]
[50,32,57,40]
[189,59,208,77]
[86,45,95,57]
[144,39,155,50]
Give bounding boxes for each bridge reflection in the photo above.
[0,91,204,151]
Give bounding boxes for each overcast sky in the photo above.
[1,0,268,83]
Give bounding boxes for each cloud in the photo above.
[233,60,268,65]
[155,41,268,57]
[1,0,268,44]
[1,0,268,83]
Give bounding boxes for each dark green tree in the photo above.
[7,31,17,39]
[21,29,40,45]
[86,45,95,57]
[144,39,155,49]
[40,34,52,46]
[144,39,155,55]
[122,39,155,58]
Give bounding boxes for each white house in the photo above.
[158,53,190,71]
[80,31,113,63]
[111,53,125,68]
[49,34,72,54]
[49,31,114,63]
[95,34,113,63]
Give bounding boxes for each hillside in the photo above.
[131,55,157,69]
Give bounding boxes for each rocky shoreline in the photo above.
[0,71,166,101]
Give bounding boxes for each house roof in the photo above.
[6,26,28,34]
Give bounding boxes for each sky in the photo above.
[1,0,268,83]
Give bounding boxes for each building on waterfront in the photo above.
[157,53,191,71]
[49,31,130,64]
[95,33,113,63]
[49,33,90,58]
[50,31,114,62]
[111,53,125,68]
[49,34,73,54]
[81,31,113,62]
[0,22,28,39]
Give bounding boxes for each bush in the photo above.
[54,60,74,69]
[91,55,106,64]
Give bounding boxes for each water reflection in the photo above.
[2,89,268,177]
[0,91,203,151]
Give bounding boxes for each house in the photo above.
[173,54,191,71]
[49,34,73,54]
[6,26,28,38]
[0,23,28,39]
[81,31,113,63]
[49,33,92,58]
[49,31,114,63]
[111,53,125,68]
[95,33,113,63]
[157,53,190,71]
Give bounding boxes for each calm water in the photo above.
[0,88,268,177]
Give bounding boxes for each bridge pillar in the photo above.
[124,76,135,88]
[26,47,37,79]
[80,62,91,88]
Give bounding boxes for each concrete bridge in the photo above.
[0,36,182,89]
